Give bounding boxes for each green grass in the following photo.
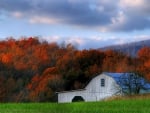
[0,99,150,113]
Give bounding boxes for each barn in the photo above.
[57,72,150,103]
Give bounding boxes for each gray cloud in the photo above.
[109,14,150,32]
[0,0,31,12]
[30,0,116,26]
[0,0,150,32]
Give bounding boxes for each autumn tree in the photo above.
[27,67,64,102]
[137,47,150,80]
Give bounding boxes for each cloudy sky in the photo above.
[0,0,150,49]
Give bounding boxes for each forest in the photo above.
[0,37,149,102]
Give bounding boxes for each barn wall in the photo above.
[58,90,86,103]
[58,73,122,103]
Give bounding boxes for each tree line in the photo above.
[0,37,149,102]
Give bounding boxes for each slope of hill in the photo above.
[99,39,150,56]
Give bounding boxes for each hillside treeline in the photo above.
[0,37,149,102]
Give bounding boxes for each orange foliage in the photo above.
[42,67,58,75]
[137,47,150,79]
[1,53,12,64]
[34,45,50,64]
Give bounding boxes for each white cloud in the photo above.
[29,16,57,24]
[133,35,150,41]
[97,11,127,32]
[119,0,150,15]
[120,0,144,8]
[66,37,84,45]
[11,12,23,18]
[111,11,126,25]
[44,36,62,43]
[42,34,150,50]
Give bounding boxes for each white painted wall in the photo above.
[58,73,122,103]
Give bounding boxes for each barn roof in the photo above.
[104,72,150,90]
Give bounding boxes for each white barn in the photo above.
[57,72,150,103]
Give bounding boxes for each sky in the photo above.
[0,0,150,49]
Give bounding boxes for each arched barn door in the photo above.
[72,96,84,102]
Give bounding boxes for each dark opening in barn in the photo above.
[72,96,84,102]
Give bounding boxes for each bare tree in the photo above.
[119,73,150,95]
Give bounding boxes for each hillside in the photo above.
[0,37,150,102]
[99,39,150,56]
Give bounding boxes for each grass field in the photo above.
[0,98,150,113]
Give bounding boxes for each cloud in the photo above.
[11,12,23,18]
[44,36,128,49]
[38,34,150,50]
[132,35,150,41]
[0,0,31,12]
[120,0,144,7]
[29,16,57,24]
[44,36,62,43]
[0,0,150,32]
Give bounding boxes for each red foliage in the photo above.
[137,47,150,80]
[1,53,13,65]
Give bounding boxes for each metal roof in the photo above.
[104,72,150,90]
